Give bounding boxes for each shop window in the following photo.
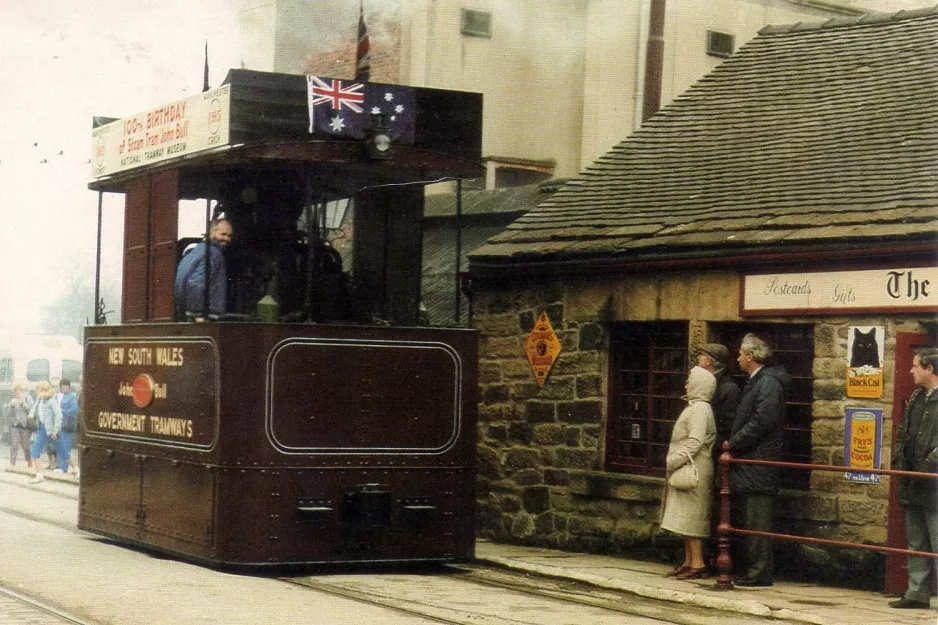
[606,322,689,476]
[710,323,814,490]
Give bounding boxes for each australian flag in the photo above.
[307,75,415,144]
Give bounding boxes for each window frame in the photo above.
[605,322,689,477]
[460,8,492,38]
[709,323,815,490]
[605,321,814,490]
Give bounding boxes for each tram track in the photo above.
[282,565,783,625]
[0,585,97,625]
[0,471,778,625]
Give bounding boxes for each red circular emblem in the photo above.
[131,374,155,409]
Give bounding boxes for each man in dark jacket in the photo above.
[697,343,741,568]
[729,333,790,587]
[888,347,938,610]
[698,343,742,465]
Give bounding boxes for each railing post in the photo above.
[714,440,734,590]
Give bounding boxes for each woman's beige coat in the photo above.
[660,366,717,538]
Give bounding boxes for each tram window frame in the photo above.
[605,322,689,476]
[709,323,815,490]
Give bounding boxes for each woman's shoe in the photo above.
[676,566,709,580]
[665,564,691,578]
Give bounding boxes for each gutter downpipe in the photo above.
[634,0,651,131]
[642,0,666,124]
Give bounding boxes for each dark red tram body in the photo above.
[80,70,482,567]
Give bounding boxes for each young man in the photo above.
[174,217,233,320]
[889,347,938,610]
[728,334,790,587]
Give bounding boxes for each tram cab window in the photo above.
[176,175,353,324]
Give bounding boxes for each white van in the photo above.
[0,335,83,438]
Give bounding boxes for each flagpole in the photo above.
[355,0,371,82]
[202,40,210,92]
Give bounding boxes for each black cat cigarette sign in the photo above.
[847,326,884,398]
[741,267,936,316]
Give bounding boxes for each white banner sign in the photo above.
[91,84,231,180]
[743,267,937,315]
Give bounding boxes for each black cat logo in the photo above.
[850,328,880,368]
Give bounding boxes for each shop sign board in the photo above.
[742,267,937,315]
[844,407,883,484]
[91,84,231,180]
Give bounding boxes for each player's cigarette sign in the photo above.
[525,312,561,387]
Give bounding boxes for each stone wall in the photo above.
[471,274,934,589]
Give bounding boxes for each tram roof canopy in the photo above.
[89,69,483,195]
[469,7,938,275]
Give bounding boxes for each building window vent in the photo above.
[461,9,492,38]
[707,30,735,58]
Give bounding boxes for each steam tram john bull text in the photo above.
[81,70,482,567]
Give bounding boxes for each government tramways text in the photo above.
[80,69,482,568]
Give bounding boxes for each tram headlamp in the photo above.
[365,113,392,160]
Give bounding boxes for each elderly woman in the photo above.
[660,365,717,580]
[6,382,35,468]
[28,381,63,484]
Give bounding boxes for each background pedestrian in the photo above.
[29,380,63,484]
[56,378,79,475]
[6,382,35,469]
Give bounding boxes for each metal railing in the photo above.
[714,441,938,591]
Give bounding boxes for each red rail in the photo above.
[714,441,938,591]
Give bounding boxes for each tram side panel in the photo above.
[79,324,477,567]
[79,333,221,557]
[208,327,478,565]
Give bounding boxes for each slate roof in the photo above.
[421,180,562,324]
[469,7,938,273]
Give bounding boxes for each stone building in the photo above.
[466,8,938,591]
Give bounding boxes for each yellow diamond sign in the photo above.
[525,312,561,387]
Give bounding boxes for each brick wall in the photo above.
[471,275,932,588]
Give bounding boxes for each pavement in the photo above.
[474,540,935,625]
[3,441,934,625]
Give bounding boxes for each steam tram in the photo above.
[80,70,482,567]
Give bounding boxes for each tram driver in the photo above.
[174,217,233,320]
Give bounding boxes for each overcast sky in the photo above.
[0,0,243,334]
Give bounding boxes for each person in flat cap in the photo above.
[696,343,741,571]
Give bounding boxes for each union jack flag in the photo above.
[308,77,365,113]
[307,75,415,144]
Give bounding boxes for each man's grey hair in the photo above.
[740,333,772,364]
[209,217,231,234]
[915,347,938,372]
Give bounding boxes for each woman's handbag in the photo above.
[667,449,699,490]
[24,403,38,431]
